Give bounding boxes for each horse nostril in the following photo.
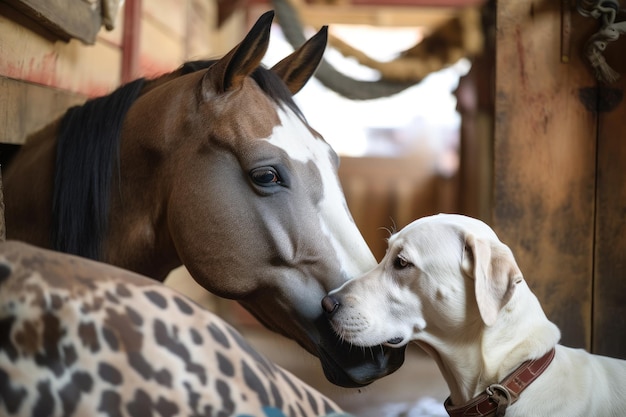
[321,295,340,315]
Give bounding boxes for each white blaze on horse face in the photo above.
[267,108,376,279]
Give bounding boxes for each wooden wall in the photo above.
[493,0,626,357]
[0,0,246,147]
[0,1,116,145]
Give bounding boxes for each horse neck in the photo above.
[3,121,60,249]
[103,149,181,281]
[100,72,211,280]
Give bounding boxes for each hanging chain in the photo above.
[577,0,626,83]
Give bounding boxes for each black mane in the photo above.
[51,61,303,261]
[52,78,146,260]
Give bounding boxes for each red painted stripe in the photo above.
[122,0,142,84]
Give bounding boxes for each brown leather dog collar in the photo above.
[444,348,556,417]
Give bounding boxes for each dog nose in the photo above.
[321,295,340,315]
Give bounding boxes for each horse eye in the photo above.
[393,256,411,269]
[250,168,280,186]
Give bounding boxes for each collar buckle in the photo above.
[444,348,556,417]
[486,384,511,417]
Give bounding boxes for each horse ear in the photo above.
[271,26,328,95]
[462,234,523,326]
[202,10,274,96]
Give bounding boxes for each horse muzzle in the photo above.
[317,339,406,388]
[239,296,405,387]
[314,315,406,387]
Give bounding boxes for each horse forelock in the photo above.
[181,60,216,75]
[180,60,303,118]
[250,66,304,120]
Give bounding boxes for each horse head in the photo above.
[117,11,405,387]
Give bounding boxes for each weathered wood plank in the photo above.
[0,12,121,97]
[0,77,85,145]
[593,76,626,358]
[4,0,101,44]
[185,0,217,60]
[294,3,455,28]
[144,0,187,42]
[139,9,186,77]
[493,1,597,349]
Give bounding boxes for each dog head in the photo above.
[322,214,523,348]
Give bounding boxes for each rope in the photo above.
[578,0,626,84]
[272,0,483,100]
[273,0,416,99]
[328,7,482,82]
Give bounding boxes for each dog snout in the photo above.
[321,294,340,315]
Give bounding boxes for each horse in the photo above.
[1,11,405,388]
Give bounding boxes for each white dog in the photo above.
[322,214,626,417]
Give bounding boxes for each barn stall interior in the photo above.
[1,0,625,416]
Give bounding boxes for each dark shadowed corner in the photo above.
[0,168,5,242]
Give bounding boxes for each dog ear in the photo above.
[462,234,523,326]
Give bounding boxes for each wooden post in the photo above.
[593,77,626,357]
[121,0,142,84]
[493,0,598,350]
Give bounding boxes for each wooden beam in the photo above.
[297,4,456,27]
[0,77,85,145]
[122,0,142,83]
[4,0,101,44]
[350,0,485,6]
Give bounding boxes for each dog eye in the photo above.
[393,256,411,269]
